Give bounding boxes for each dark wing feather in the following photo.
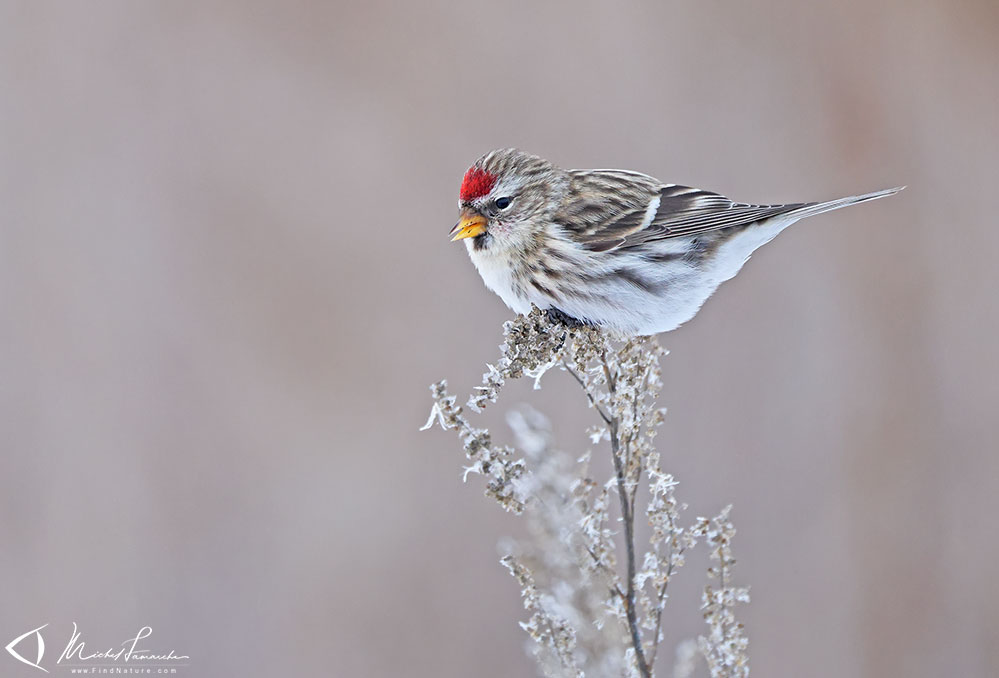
[636,185,809,242]
[558,171,811,252]
[557,170,666,251]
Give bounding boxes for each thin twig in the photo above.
[648,557,679,668]
[647,493,684,669]
[592,348,652,678]
[600,348,616,392]
[585,544,626,599]
[568,341,649,675]
[562,361,612,425]
[609,417,652,678]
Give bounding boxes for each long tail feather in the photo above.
[790,186,905,220]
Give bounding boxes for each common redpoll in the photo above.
[450,148,903,335]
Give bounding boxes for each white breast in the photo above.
[465,241,534,314]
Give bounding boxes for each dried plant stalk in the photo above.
[423,308,749,677]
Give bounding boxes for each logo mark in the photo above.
[6,623,48,672]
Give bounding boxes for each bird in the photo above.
[450,148,903,336]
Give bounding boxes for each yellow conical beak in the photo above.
[449,209,487,241]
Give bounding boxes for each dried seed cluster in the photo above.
[424,307,750,677]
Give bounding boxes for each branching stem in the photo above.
[610,417,651,678]
[562,361,612,425]
[600,348,652,678]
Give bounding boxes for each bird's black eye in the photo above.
[494,196,512,210]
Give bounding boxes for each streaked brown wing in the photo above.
[637,185,809,241]
[560,171,811,252]
[558,170,665,251]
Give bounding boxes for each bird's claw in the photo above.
[545,307,591,328]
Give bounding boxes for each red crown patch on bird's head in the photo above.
[460,166,496,202]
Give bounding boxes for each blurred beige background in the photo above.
[1,2,997,677]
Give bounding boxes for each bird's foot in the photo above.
[545,307,592,328]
